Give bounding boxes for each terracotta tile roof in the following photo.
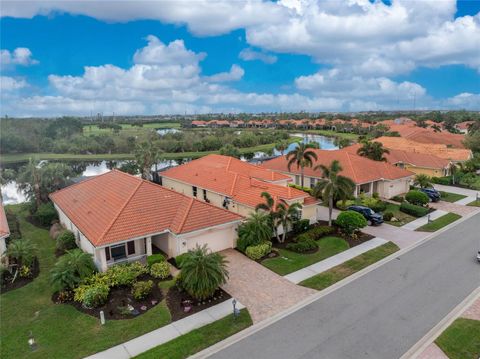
[261,149,414,185]
[385,123,466,148]
[456,121,474,130]
[191,120,207,126]
[50,170,243,247]
[0,204,9,238]
[161,154,312,208]
[344,143,450,169]
[375,137,472,162]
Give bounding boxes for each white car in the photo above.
[477,251,480,262]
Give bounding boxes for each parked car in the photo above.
[476,251,480,263]
[347,205,384,226]
[420,188,441,202]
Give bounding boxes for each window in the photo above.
[203,189,208,201]
[192,186,197,197]
[110,244,127,261]
[310,177,315,188]
[105,247,111,261]
[127,241,135,255]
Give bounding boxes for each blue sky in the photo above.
[1,0,479,116]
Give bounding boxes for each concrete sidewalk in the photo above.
[284,237,388,284]
[454,196,476,205]
[401,210,447,231]
[433,183,479,197]
[85,299,245,359]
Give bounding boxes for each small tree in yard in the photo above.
[406,190,429,206]
[276,202,302,243]
[180,245,229,301]
[50,249,96,291]
[336,210,367,239]
[6,239,36,268]
[414,174,432,188]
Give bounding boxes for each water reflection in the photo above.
[157,128,181,136]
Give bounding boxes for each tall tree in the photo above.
[255,192,280,241]
[357,141,390,162]
[134,141,163,180]
[286,142,318,188]
[276,201,302,243]
[413,174,432,188]
[312,160,355,226]
[275,140,289,155]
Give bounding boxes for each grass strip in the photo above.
[134,309,252,359]
[436,318,480,359]
[300,242,399,291]
[415,212,461,232]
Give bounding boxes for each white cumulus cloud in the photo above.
[0,47,38,67]
[239,48,277,64]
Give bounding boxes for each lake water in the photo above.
[156,128,181,136]
[1,133,338,205]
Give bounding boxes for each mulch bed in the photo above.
[167,286,231,321]
[52,275,169,320]
[1,258,40,294]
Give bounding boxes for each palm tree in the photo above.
[50,249,96,291]
[276,201,302,243]
[255,192,280,241]
[6,239,37,268]
[180,244,229,300]
[275,140,289,155]
[357,141,390,162]
[237,211,272,251]
[17,158,43,208]
[134,141,163,180]
[449,163,458,184]
[414,174,432,188]
[286,142,318,188]
[312,160,355,226]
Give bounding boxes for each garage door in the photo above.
[185,226,236,253]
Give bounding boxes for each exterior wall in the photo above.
[402,164,447,178]
[152,233,171,255]
[376,178,410,199]
[168,223,239,257]
[0,235,7,259]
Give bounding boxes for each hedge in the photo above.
[405,190,429,206]
[400,202,429,217]
[245,242,272,260]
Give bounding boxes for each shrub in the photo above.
[286,234,318,252]
[245,241,272,260]
[405,190,429,206]
[19,265,32,278]
[180,245,228,300]
[6,239,36,267]
[431,176,452,185]
[147,254,165,267]
[288,183,312,195]
[0,265,8,284]
[6,212,21,240]
[32,202,58,226]
[150,262,170,279]
[336,210,367,237]
[56,230,77,252]
[362,197,387,212]
[335,200,355,210]
[292,219,311,234]
[236,212,272,252]
[383,212,394,221]
[50,249,96,291]
[400,202,429,217]
[132,280,154,300]
[306,226,335,240]
[175,253,189,269]
[104,262,148,287]
[75,283,109,308]
[391,195,404,203]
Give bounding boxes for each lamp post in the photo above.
[427,214,431,223]
[232,299,240,320]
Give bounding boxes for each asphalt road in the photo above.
[209,213,480,359]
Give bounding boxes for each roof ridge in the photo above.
[176,197,195,233]
[344,152,359,183]
[229,172,239,195]
[226,156,233,172]
[97,178,143,243]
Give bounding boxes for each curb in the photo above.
[190,210,480,358]
[400,286,480,359]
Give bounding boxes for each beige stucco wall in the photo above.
[0,235,7,259]
[403,165,446,178]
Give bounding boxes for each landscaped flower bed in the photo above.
[1,257,40,293]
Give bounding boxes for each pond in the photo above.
[288,133,338,151]
[156,128,181,136]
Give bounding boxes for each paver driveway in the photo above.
[430,200,480,216]
[220,249,315,323]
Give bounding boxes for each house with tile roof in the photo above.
[159,154,320,224]
[375,136,472,163]
[344,143,451,178]
[261,149,414,199]
[0,204,10,261]
[50,170,243,271]
[455,121,475,134]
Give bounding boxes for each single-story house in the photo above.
[344,143,451,178]
[0,204,10,262]
[50,170,243,272]
[375,136,472,163]
[159,154,320,224]
[260,149,415,199]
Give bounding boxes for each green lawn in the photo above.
[261,236,350,276]
[134,309,252,359]
[383,202,416,227]
[440,191,467,203]
[1,138,300,164]
[83,122,181,134]
[1,205,245,359]
[415,212,461,232]
[467,200,480,207]
[300,242,400,291]
[436,318,480,359]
